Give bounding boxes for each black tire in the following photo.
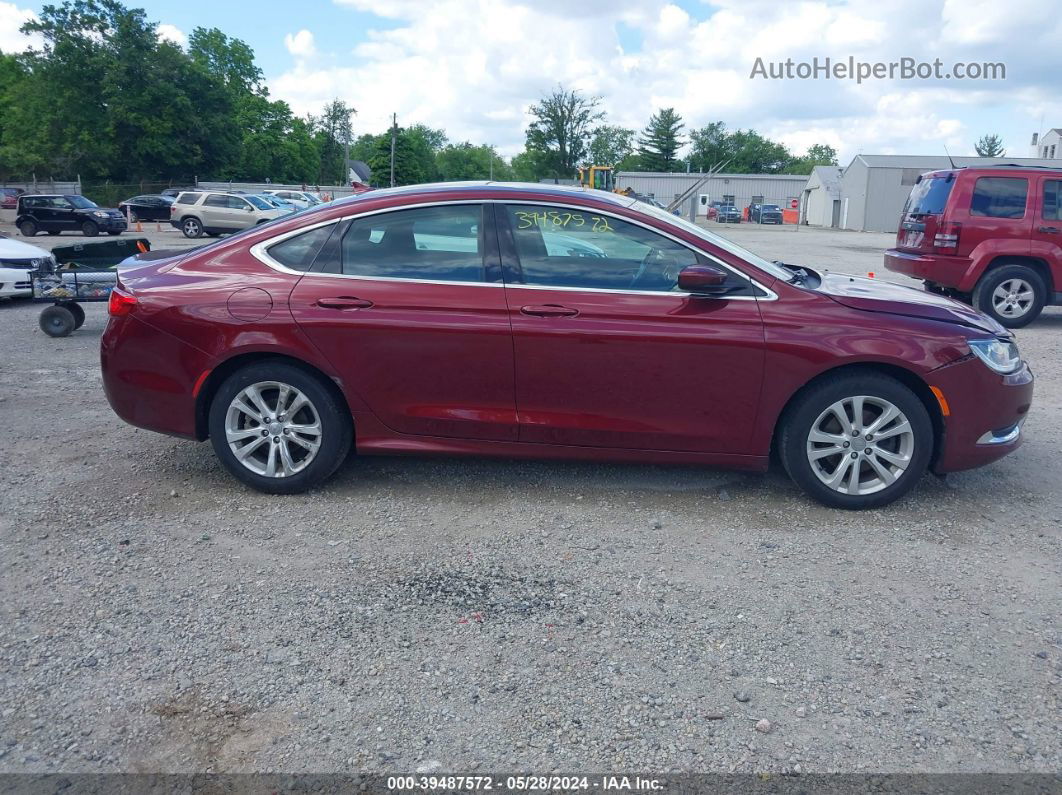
[181,217,203,238]
[19,220,37,237]
[973,264,1046,329]
[208,361,352,495]
[65,302,86,329]
[779,372,933,510]
[81,221,99,237]
[39,305,76,337]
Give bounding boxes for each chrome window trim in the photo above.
[249,198,778,300]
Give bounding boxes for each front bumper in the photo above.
[929,356,1033,473]
[884,249,976,292]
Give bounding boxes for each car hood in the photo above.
[817,271,1006,335]
[0,237,51,260]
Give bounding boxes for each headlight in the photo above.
[93,210,108,217]
[968,338,1022,374]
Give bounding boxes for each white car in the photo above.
[263,190,319,210]
[0,234,53,298]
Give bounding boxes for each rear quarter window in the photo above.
[176,193,199,205]
[970,177,1027,219]
[266,223,337,271]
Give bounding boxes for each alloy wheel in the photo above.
[805,395,915,496]
[224,381,323,478]
[991,278,1034,319]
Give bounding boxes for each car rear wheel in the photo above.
[208,362,352,494]
[39,305,77,337]
[19,220,37,237]
[973,264,1046,329]
[182,217,203,238]
[780,372,932,509]
[81,221,99,237]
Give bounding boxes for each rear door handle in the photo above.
[1038,226,1061,234]
[520,304,579,318]
[316,296,374,309]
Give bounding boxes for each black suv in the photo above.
[750,203,783,224]
[16,194,127,237]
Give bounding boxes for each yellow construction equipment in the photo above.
[578,166,615,192]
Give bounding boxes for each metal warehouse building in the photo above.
[616,171,809,215]
[822,154,1062,233]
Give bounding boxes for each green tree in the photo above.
[637,108,685,172]
[788,143,838,173]
[309,99,356,184]
[974,133,1005,157]
[510,149,553,183]
[524,85,604,179]
[686,121,731,172]
[364,127,432,186]
[436,142,512,181]
[588,125,636,168]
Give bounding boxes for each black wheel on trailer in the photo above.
[39,304,76,337]
[64,302,86,329]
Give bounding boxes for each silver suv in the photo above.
[170,191,283,238]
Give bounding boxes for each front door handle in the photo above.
[520,304,579,318]
[1038,226,1061,234]
[316,296,374,309]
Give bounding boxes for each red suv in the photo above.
[885,165,1062,327]
[101,183,1032,509]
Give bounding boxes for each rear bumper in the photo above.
[929,357,1033,473]
[101,313,205,439]
[884,249,977,292]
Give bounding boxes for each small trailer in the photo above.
[31,238,150,337]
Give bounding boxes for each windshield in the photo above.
[762,205,781,211]
[635,201,790,281]
[246,195,272,210]
[68,196,98,209]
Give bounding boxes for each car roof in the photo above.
[328,181,640,210]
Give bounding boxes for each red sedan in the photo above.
[101,183,1032,509]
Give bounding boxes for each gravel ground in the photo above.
[0,221,1059,775]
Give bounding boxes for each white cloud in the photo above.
[156,23,187,47]
[284,29,317,58]
[267,0,1062,163]
[0,1,40,52]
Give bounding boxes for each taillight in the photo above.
[108,286,138,317]
[934,221,961,251]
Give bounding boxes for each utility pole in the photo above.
[390,113,397,188]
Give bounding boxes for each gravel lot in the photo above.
[0,220,1059,775]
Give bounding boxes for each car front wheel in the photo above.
[780,372,933,509]
[208,362,352,494]
[81,221,99,237]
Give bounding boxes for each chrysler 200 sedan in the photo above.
[101,183,1032,509]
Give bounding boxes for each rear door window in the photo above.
[970,177,1028,219]
[204,194,229,208]
[1043,180,1061,221]
[340,204,485,282]
[904,175,954,215]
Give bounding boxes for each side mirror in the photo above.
[677,264,728,295]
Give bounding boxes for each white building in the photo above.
[799,166,844,228]
[1030,129,1062,160]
